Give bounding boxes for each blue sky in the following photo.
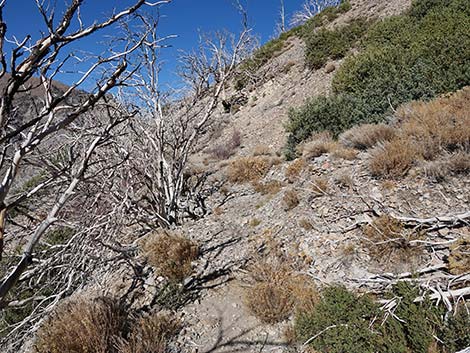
[3,0,306,89]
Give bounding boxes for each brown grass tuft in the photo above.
[253,180,283,195]
[335,173,354,188]
[331,147,358,160]
[299,218,314,230]
[339,123,396,150]
[283,189,300,210]
[448,234,470,275]
[117,313,180,353]
[362,215,424,266]
[35,296,128,353]
[369,88,470,179]
[311,177,329,195]
[142,231,199,282]
[252,145,273,156]
[285,158,306,182]
[245,257,318,324]
[369,138,419,178]
[300,132,337,159]
[227,156,273,183]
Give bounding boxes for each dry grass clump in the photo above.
[253,180,283,195]
[245,257,318,324]
[448,235,470,275]
[283,189,300,210]
[398,90,470,159]
[339,123,396,150]
[299,218,314,230]
[227,156,273,183]
[252,144,272,156]
[35,295,179,353]
[362,215,424,266]
[311,177,329,195]
[331,146,358,160]
[285,158,306,181]
[300,132,337,159]
[35,296,128,353]
[249,218,261,227]
[370,89,470,179]
[335,173,354,189]
[369,138,419,179]
[117,313,180,353]
[142,231,199,282]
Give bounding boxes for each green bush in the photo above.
[304,19,371,69]
[285,0,470,158]
[234,1,351,91]
[440,304,470,352]
[294,283,470,353]
[295,286,379,353]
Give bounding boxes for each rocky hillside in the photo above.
[6,0,469,352]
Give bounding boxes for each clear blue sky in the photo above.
[3,0,306,89]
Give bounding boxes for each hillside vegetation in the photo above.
[286,0,470,158]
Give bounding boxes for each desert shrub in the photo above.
[286,0,470,155]
[335,173,354,188]
[362,215,424,266]
[331,146,358,160]
[142,231,199,282]
[35,296,180,353]
[295,283,444,353]
[245,256,318,324]
[311,177,329,195]
[299,218,313,230]
[339,123,396,150]
[227,156,274,183]
[285,94,371,159]
[285,158,306,181]
[35,296,129,353]
[117,313,180,353]
[370,88,470,178]
[252,144,272,156]
[304,18,371,69]
[398,93,470,160]
[253,180,283,195]
[283,189,300,210]
[369,138,420,178]
[447,235,470,275]
[249,218,261,227]
[299,131,337,160]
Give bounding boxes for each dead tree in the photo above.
[276,0,287,35]
[290,0,340,26]
[119,12,254,229]
[0,0,170,306]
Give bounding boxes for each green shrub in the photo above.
[293,283,467,353]
[285,94,376,158]
[440,303,470,352]
[285,0,470,158]
[304,19,371,69]
[294,286,379,353]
